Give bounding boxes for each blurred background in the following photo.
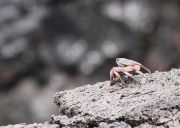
[0,0,180,125]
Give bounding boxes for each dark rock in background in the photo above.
[0,0,180,125]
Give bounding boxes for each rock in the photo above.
[98,121,131,128]
[52,68,180,127]
[2,69,180,127]
[1,122,59,128]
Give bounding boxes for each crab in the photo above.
[110,58,151,86]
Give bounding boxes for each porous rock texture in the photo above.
[2,68,180,128]
[1,122,59,128]
[52,68,180,128]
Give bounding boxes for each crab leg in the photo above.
[140,64,151,73]
[110,67,126,86]
[122,70,141,84]
[136,70,150,82]
[114,71,126,85]
[110,70,115,86]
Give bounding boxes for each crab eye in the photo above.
[118,64,125,67]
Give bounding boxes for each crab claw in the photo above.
[110,67,126,86]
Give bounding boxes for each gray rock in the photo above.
[53,68,180,127]
[2,69,180,127]
[1,122,59,128]
[134,123,165,128]
[98,121,131,128]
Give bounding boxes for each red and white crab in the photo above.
[110,58,151,86]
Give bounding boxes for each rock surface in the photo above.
[52,68,180,127]
[1,123,59,128]
[2,68,180,128]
